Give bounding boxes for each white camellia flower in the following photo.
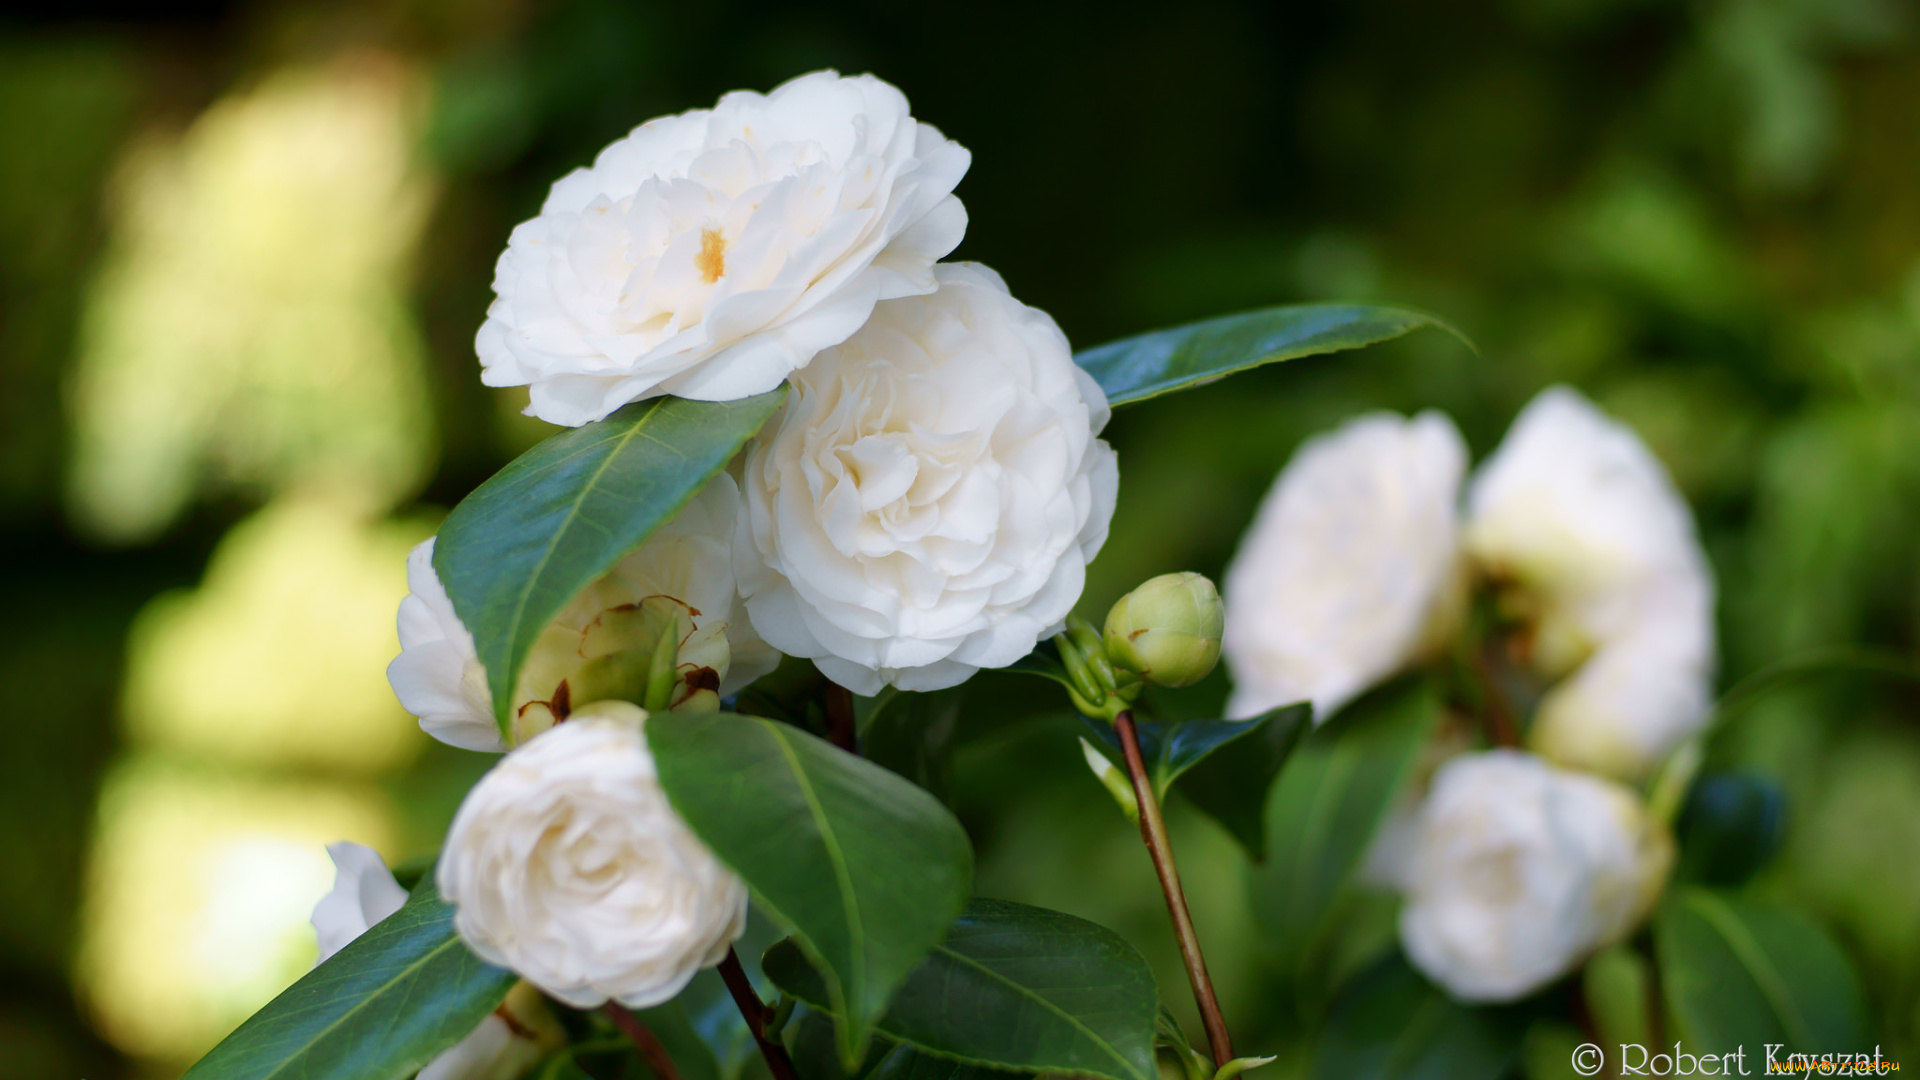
[387,473,778,751]
[437,702,747,1009]
[1222,411,1468,721]
[1398,750,1672,1003]
[1466,386,1715,778]
[734,262,1118,694]
[477,71,971,424]
[313,843,563,1080]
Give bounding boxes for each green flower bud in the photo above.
[1104,572,1224,688]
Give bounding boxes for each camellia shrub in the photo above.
[183,71,1888,1080]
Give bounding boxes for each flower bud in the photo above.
[1104,572,1224,688]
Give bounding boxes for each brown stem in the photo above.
[718,948,800,1080]
[1113,710,1235,1065]
[824,682,858,753]
[602,1003,684,1080]
[1468,646,1520,748]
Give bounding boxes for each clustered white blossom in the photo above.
[1224,385,1707,1001]
[349,72,1118,1017]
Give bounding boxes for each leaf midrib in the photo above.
[922,941,1148,1080]
[488,413,653,725]
[202,918,471,1080]
[766,722,867,1021]
[1688,892,1813,1047]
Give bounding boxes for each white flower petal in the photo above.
[437,703,748,1009]
[1223,411,1468,721]
[734,262,1117,692]
[1398,750,1671,1002]
[479,72,968,422]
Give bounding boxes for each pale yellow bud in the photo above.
[1104,572,1224,688]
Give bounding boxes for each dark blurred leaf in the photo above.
[764,898,1157,1080]
[1001,639,1077,693]
[436,390,786,729]
[632,988,724,1080]
[1251,678,1438,977]
[1080,703,1311,858]
[1312,953,1524,1080]
[181,876,512,1080]
[1175,704,1313,859]
[858,688,964,807]
[648,713,972,1068]
[1678,772,1787,886]
[1655,887,1866,1053]
[785,1006,889,1080]
[654,909,786,1080]
[1073,304,1464,407]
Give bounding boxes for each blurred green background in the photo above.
[5,0,1920,1075]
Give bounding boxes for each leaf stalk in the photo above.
[718,947,801,1080]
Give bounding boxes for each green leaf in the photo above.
[867,1043,1031,1080]
[435,390,786,729]
[1312,953,1525,1080]
[1655,887,1866,1053]
[1079,704,1311,858]
[182,876,513,1080]
[764,898,1158,1080]
[1073,304,1463,408]
[1250,678,1437,978]
[647,712,973,1068]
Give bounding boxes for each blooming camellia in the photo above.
[477,71,971,425]
[313,843,563,1080]
[1223,411,1468,720]
[1222,388,1713,777]
[1397,750,1672,1002]
[437,702,747,1009]
[386,474,776,751]
[734,262,1118,694]
[1466,388,1715,779]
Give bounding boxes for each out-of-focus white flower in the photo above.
[1466,386,1715,778]
[436,702,747,1009]
[313,843,563,1080]
[477,71,970,425]
[1398,750,1672,1003]
[1223,411,1468,720]
[735,262,1118,695]
[312,841,408,962]
[387,474,778,750]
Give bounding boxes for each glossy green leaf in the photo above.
[1655,887,1866,1054]
[1079,704,1311,858]
[435,390,786,728]
[764,898,1157,1080]
[181,876,513,1080]
[1251,678,1437,976]
[1312,953,1524,1080]
[647,712,973,1068]
[1073,304,1462,408]
[1177,703,1313,860]
[867,1043,1031,1080]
